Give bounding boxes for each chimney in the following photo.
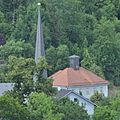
[69,55,80,70]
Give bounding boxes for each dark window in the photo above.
[74,98,78,102]
[79,90,83,95]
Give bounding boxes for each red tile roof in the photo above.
[50,67,109,86]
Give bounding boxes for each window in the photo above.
[79,90,83,95]
[74,98,78,102]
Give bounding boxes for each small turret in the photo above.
[69,55,80,70]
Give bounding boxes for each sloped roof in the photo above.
[55,89,96,106]
[55,89,71,99]
[50,67,109,86]
[0,83,14,96]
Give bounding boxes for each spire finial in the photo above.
[37,3,41,12]
[37,3,41,6]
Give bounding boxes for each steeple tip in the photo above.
[37,3,41,6]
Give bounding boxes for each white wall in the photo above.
[54,84,108,99]
[0,83,14,96]
[67,92,95,115]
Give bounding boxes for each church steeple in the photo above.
[35,3,45,63]
[35,3,47,78]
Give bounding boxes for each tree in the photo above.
[81,48,93,69]
[46,45,69,75]
[6,56,56,103]
[0,40,24,60]
[0,0,30,22]
[0,0,120,88]
[0,40,34,60]
[0,62,7,82]
[34,57,57,96]
[93,106,118,120]
[81,48,105,78]
[0,94,29,120]
[6,56,34,103]
[0,11,11,40]
[46,46,57,75]
[55,45,69,71]
[80,0,116,20]
[93,96,120,120]
[55,98,89,120]
[90,91,104,104]
[90,19,120,85]
[28,92,63,120]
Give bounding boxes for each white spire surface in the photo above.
[35,3,45,63]
[35,3,47,78]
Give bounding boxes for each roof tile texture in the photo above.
[50,67,109,86]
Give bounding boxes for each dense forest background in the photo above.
[1,0,120,120]
[0,0,120,85]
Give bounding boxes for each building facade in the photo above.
[55,84,108,99]
[50,55,109,99]
[56,89,96,115]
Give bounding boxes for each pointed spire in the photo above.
[35,3,45,63]
[35,3,47,78]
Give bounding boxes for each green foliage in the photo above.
[0,40,34,60]
[1,1,120,119]
[81,48,94,68]
[90,91,104,104]
[6,56,35,103]
[0,63,7,82]
[34,57,57,96]
[93,97,120,120]
[0,40,24,59]
[0,0,120,86]
[0,10,11,38]
[0,95,29,120]
[28,92,63,120]
[90,19,120,85]
[0,93,63,120]
[5,56,56,103]
[55,45,69,71]
[93,106,118,120]
[81,48,105,78]
[46,45,69,75]
[55,98,89,120]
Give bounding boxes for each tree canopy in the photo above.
[1,0,120,119]
[0,0,120,85]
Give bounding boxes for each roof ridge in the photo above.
[67,68,70,86]
[49,70,62,78]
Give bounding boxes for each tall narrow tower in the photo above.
[35,3,47,78]
[35,3,45,63]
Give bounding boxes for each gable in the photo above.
[67,92,95,106]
